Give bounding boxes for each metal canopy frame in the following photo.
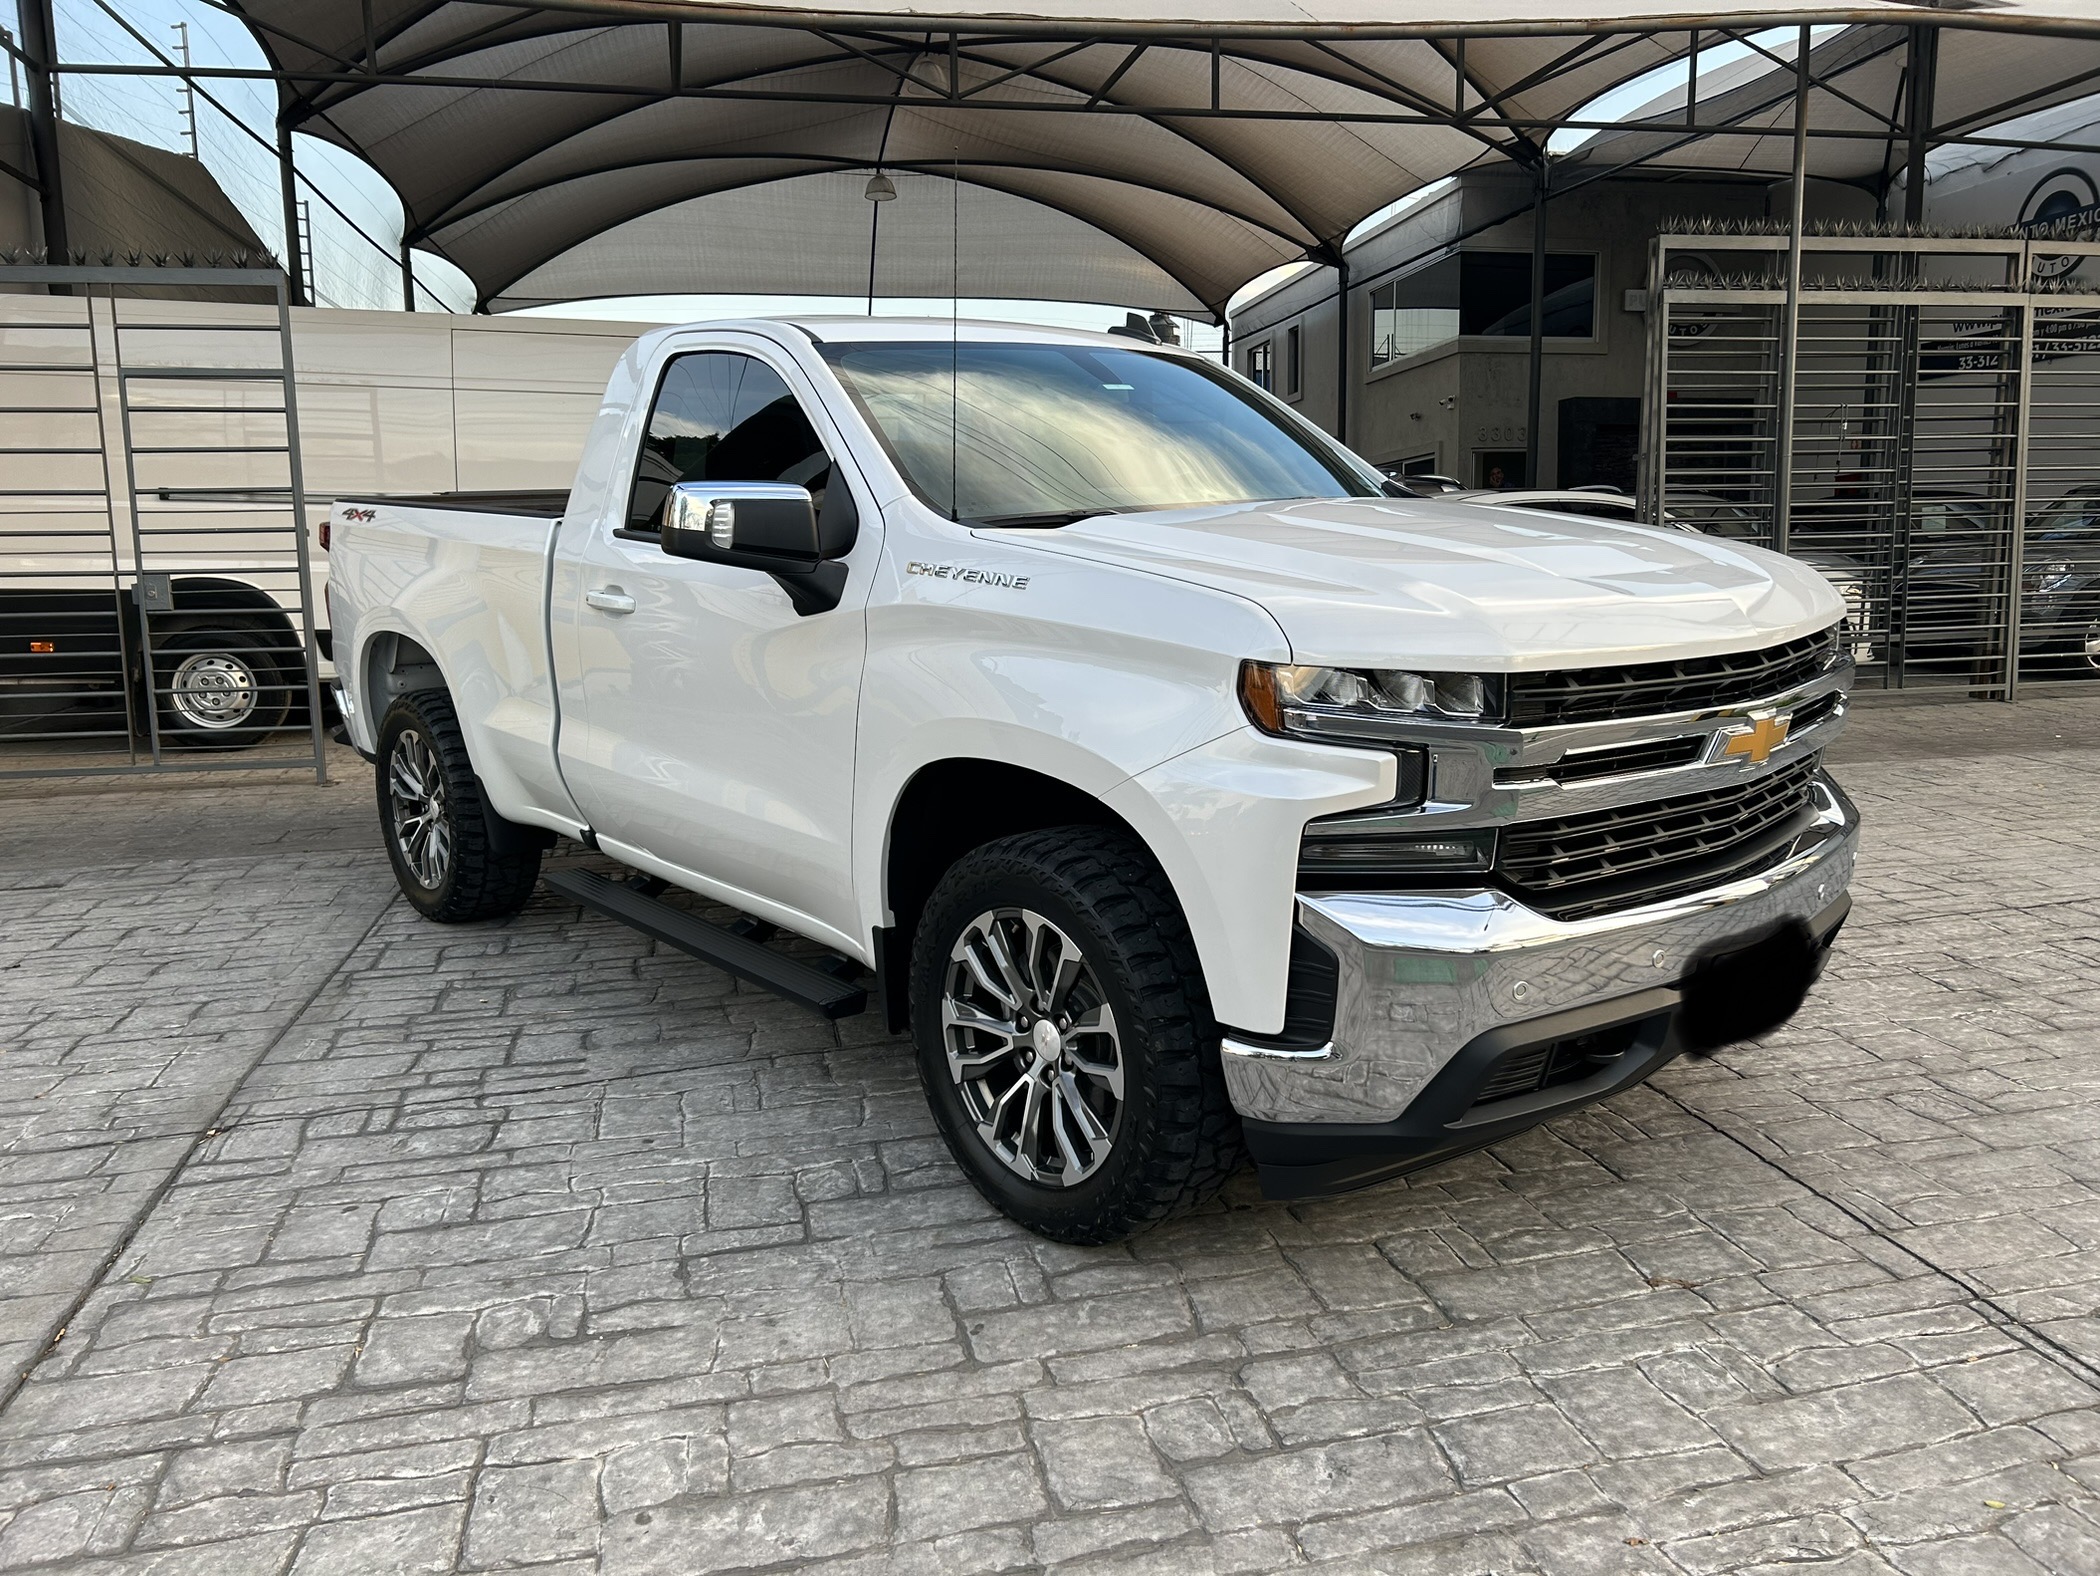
[4,7,2097,323]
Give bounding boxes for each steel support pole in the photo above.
[400,240,416,311]
[1901,25,1938,228]
[276,103,308,307]
[1773,26,1811,556]
[2003,300,2033,702]
[1525,158,1548,487]
[1334,255,1350,446]
[19,0,68,272]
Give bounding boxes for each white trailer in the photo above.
[0,297,648,755]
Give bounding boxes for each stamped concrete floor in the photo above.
[0,695,2097,1575]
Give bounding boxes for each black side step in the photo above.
[543,868,867,1020]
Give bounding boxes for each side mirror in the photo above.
[663,481,820,570]
[659,480,851,616]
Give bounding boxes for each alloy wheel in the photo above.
[942,907,1124,1186]
[387,728,452,889]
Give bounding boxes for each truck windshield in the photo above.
[820,341,1380,524]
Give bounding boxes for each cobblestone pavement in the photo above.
[0,697,2097,1575]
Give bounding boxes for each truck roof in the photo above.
[672,316,1198,351]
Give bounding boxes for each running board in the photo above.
[542,868,868,1019]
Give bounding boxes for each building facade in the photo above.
[1229,169,1877,489]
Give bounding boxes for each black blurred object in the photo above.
[1108,311,1181,345]
[1676,920,1819,1054]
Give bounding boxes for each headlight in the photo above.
[1240,661,1497,739]
[2023,560,2076,597]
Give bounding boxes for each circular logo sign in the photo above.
[2021,169,2099,279]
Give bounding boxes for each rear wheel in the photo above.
[909,826,1241,1244]
[150,621,293,748]
[376,690,543,922]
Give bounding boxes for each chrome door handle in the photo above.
[584,587,635,615]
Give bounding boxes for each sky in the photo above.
[4,2,1837,339]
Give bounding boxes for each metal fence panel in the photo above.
[0,267,326,781]
[1646,230,2100,698]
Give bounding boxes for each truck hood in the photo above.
[985,497,1847,670]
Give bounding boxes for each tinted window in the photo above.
[1463,253,1596,339]
[1916,498,1988,536]
[1244,340,1274,391]
[1370,252,1597,368]
[628,352,831,531]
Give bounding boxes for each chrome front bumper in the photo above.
[1221,773,1860,1129]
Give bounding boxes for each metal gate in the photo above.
[0,264,326,780]
[1641,228,2100,697]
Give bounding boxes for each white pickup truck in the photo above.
[327,318,1859,1243]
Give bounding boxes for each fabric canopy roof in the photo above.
[224,1,2100,317]
[1580,21,2100,182]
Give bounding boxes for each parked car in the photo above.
[2020,487,2100,671]
[328,318,1859,1243]
[1380,469,1465,495]
[1903,487,2100,674]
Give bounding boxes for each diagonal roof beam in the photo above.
[1731,28,1903,133]
[815,29,950,95]
[1427,35,1540,161]
[1303,39,1520,159]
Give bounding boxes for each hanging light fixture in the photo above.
[864,172,897,202]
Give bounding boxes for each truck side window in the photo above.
[628,351,832,532]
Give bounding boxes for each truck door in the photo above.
[559,347,869,949]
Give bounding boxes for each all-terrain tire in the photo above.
[909,825,1243,1244]
[375,689,543,922]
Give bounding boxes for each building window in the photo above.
[1245,339,1274,390]
[1370,252,1598,368]
[1284,326,1301,398]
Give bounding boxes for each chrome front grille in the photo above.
[1507,627,1840,727]
[1497,756,1822,921]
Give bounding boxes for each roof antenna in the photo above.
[950,140,960,522]
[1107,312,1157,343]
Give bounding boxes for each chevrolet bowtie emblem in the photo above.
[1716,714,1791,766]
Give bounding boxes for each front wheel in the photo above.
[376,690,543,922]
[909,827,1241,1244]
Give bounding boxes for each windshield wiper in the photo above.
[968,508,1122,529]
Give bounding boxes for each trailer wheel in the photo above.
[150,621,293,747]
[909,826,1242,1244]
[376,689,543,922]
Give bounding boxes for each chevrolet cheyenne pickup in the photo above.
[326,318,1859,1244]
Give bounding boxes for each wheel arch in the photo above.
[359,627,448,724]
[877,757,1155,1034]
[163,577,301,645]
